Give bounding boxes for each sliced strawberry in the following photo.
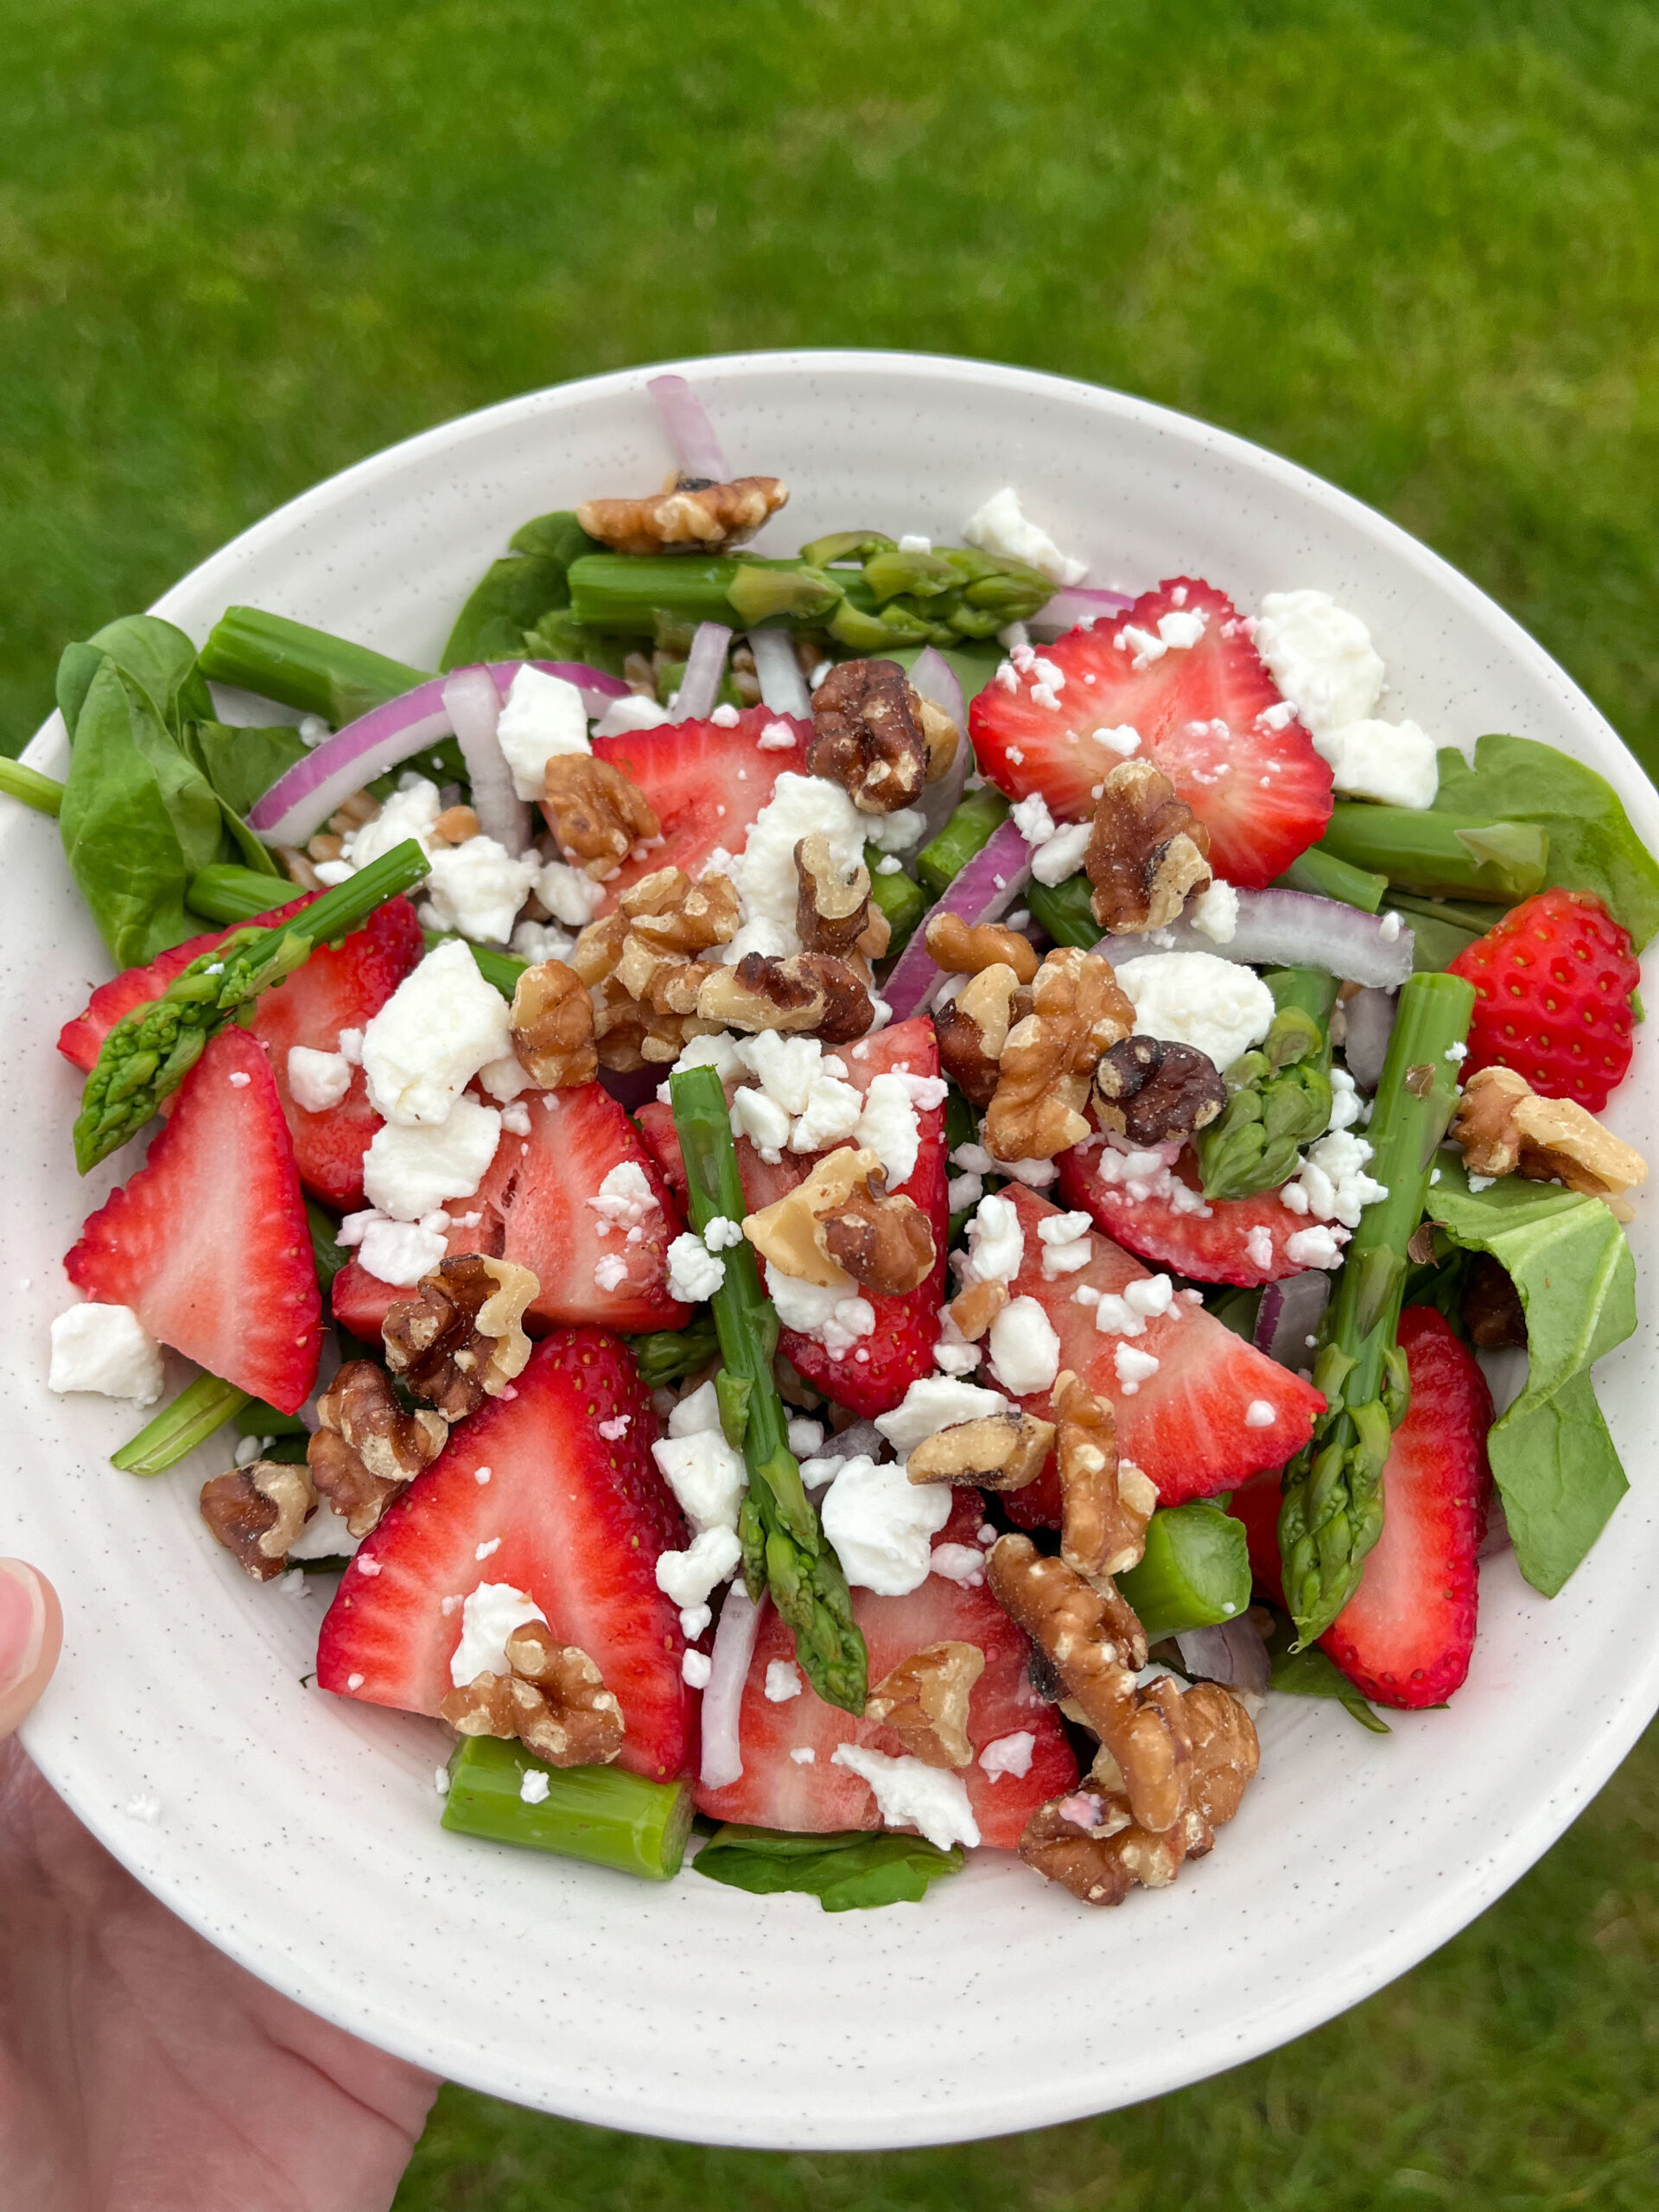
[695,1495,1076,1845]
[57,896,311,1071]
[968,581,1332,887]
[245,897,424,1208]
[586,709,812,911]
[1057,1136,1310,1287]
[332,1080,690,1341]
[1226,1469,1287,1605]
[64,1027,321,1413]
[317,1328,694,1781]
[638,1016,947,1417]
[994,1185,1323,1525]
[1320,1306,1491,1710]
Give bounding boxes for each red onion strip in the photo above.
[1097,887,1414,990]
[1341,987,1398,1093]
[1174,1619,1271,1696]
[673,622,732,722]
[441,668,531,855]
[907,646,971,842]
[700,1584,763,1789]
[1254,1269,1331,1370]
[646,373,730,483]
[747,627,811,718]
[881,816,1033,1022]
[248,660,628,847]
[1033,586,1135,632]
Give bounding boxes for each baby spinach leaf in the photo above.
[440,510,601,669]
[1265,1624,1390,1734]
[1424,1154,1635,1593]
[692,1823,965,1910]
[186,720,309,819]
[1433,735,1659,950]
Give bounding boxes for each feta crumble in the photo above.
[423,836,539,944]
[587,1160,660,1234]
[1113,950,1274,1073]
[48,1303,164,1404]
[978,1731,1037,1782]
[655,1526,744,1610]
[1244,1400,1275,1428]
[987,1296,1061,1395]
[821,1455,951,1594]
[962,486,1087,588]
[362,1094,501,1219]
[449,1583,548,1687]
[361,939,513,1126]
[666,1232,726,1302]
[683,1649,713,1688]
[287,1045,353,1113]
[764,1266,874,1356]
[1253,591,1385,738]
[874,1376,1009,1457]
[929,1542,987,1587]
[1113,1342,1160,1393]
[1316,717,1439,810]
[651,1428,747,1534]
[1189,880,1239,944]
[765,1660,803,1702]
[494,664,591,799]
[831,1742,981,1851]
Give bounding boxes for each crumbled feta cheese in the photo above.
[930,1313,982,1376]
[947,1172,984,1212]
[786,1416,825,1457]
[363,1094,501,1219]
[789,1074,865,1153]
[1244,1400,1275,1428]
[588,1160,660,1234]
[286,1045,352,1114]
[790,1746,817,1765]
[226,1071,251,1088]
[48,1303,164,1404]
[361,938,513,1126]
[1446,1041,1468,1063]
[1245,1224,1275,1272]
[518,1769,551,1805]
[683,1648,713,1688]
[898,532,932,553]
[499,1101,531,1136]
[1189,880,1239,944]
[449,1583,548,1687]
[1282,1128,1388,1228]
[962,486,1087,588]
[741,1031,828,1116]
[765,1660,803,1702]
[1011,791,1057,847]
[1327,1065,1363,1131]
[1467,1172,1496,1192]
[929,1542,987,1587]
[592,1254,630,1293]
[876,854,904,875]
[763,1266,874,1355]
[979,1731,1036,1781]
[1317,717,1439,810]
[728,772,865,958]
[1113,1343,1160,1392]
[1284,1224,1348,1268]
[651,1428,746,1533]
[336,1027,364,1065]
[351,1215,449,1285]
[756,719,798,752]
[730,1085,791,1163]
[494,665,591,798]
[854,1072,926,1186]
[831,1742,980,1850]
[593,693,672,739]
[475,1053,531,1104]
[864,805,928,855]
[596,1414,631,1442]
[424,836,539,944]
[875,1375,1010,1456]
[509,918,576,965]
[1094,722,1141,757]
[963,1192,1025,1285]
[1253,591,1384,738]
[668,1379,723,1437]
[1037,1210,1094,1278]
[340,777,443,871]
[1113,950,1274,1073]
[288,1503,360,1560]
[656,1525,744,1611]
[821,1455,951,1595]
[1029,817,1094,887]
[987,1296,1060,1395]
[535,859,607,929]
[666,1232,725,1302]
[702,1214,745,1252]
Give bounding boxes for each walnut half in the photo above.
[576,474,788,556]
[200,1459,316,1582]
[984,948,1134,1162]
[867,1641,985,1769]
[1452,1064,1647,1220]
[934,963,1022,1109]
[510,959,598,1090]
[384,1255,539,1421]
[794,835,889,961]
[906,1412,1055,1491]
[743,1144,936,1295]
[807,658,930,814]
[543,755,660,880]
[1092,1035,1226,1147]
[1084,760,1212,933]
[308,1361,448,1537]
[696,951,874,1046]
[1051,1370,1156,1578]
[925,912,1040,986]
[439,1622,626,1768]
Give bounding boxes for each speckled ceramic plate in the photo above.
[5,353,1656,2148]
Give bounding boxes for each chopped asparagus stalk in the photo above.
[914,787,1010,898]
[112,1373,251,1476]
[1317,806,1548,903]
[440,1736,695,1881]
[669,1065,868,1714]
[569,554,842,635]
[625,1315,721,1389]
[864,849,929,952]
[307,1201,349,1294]
[1116,1503,1252,1643]
[1197,968,1338,1200]
[198,607,427,726]
[1275,845,1387,913]
[0,758,65,815]
[1278,969,1475,1644]
[75,841,431,1172]
[1024,872,1101,950]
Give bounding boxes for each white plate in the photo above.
[5,353,1657,2150]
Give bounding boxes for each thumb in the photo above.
[0,1561,62,1738]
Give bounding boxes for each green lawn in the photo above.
[3,0,1656,2201]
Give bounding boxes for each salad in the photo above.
[16,373,1656,1916]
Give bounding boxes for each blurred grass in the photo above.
[3,0,1656,2200]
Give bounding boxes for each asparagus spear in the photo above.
[441,1736,695,1881]
[1274,845,1386,913]
[1278,969,1475,1644]
[0,758,64,815]
[75,840,430,1172]
[913,788,1010,898]
[864,847,929,952]
[625,1315,721,1389]
[198,607,427,726]
[112,1373,251,1475]
[1316,805,1548,903]
[1196,968,1338,1200]
[669,1065,868,1714]
[1116,1503,1251,1642]
[1024,872,1100,950]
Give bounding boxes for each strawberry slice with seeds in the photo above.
[1320,1306,1492,1709]
[969,580,1332,886]
[695,1493,1076,1846]
[1057,1135,1312,1286]
[588,709,811,910]
[317,1328,694,1781]
[56,896,312,1071]
[64,1027,322,1413]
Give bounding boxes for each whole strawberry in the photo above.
[1447,887,1639,1111]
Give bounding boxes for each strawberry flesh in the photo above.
[56,895,312,1071]
[1057,1136,1313,1287]
[1447,887,1639,1112]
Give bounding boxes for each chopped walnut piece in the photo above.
[1461,1251,1528,1349]
[308,1360,448,1536]
[1018,1791,1183,1905]
[543,755,660,879]
[944,1277,1008,1341]
[741,1143,931,1295]
[576,474,788,556]
[1084,760,1213,933]
[917,697,962,784]
[984,948,1134,1163]
[867,1641,985,1768]
[200,1459,317,1582]
[588,976,720,1071]
[925,912,1041,986]
[1092,1035,1226,1147]
[1181,1681,1261,1840]
[696,951,874,1044]
[906,1411,1055,1491]
[610,867,741,1013]
[807,658,930,813]
[1452,1064,1647,1221]
[439,1623,626,1767]
[431,804,480,845]
[934,963,1021,1109]
[510,959,598,1089]
[794,835,889,960]
[1051,1370,1156,1579]
[384,1255,538,1421]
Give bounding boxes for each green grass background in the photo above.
[4,0,1657,2201]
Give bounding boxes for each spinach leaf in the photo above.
[186,721,309,818]
[1424,1154,1635,1593]
[1433,735,1659,950]
[58,614,213,741]
[692,1823,965,1910]
[1264,1618,1389,1732]
[440,510,601,669]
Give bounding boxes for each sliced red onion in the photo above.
[647,373,730,483]
[908,645,964,729]
[747,626,811,718]
[1254,1270,1331,1370]
[1478,1494,1513,1560]
[599,1065,659,1114]
[881,816,1033,1022]
[908,646,972,842]
[1341,986,1398,1093]
[247,659,628,847]
[442,668,531,855]
[804,1421,887,1470]
[700,1583,762,1789]
[673,622,732,722]
[1174,1618,1271,1697]
[1033,586,1135,633]
[1100,887,1414,990]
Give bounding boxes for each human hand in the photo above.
[0,1559,438,2212]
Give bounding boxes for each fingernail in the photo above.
[0,1561,46,1689]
